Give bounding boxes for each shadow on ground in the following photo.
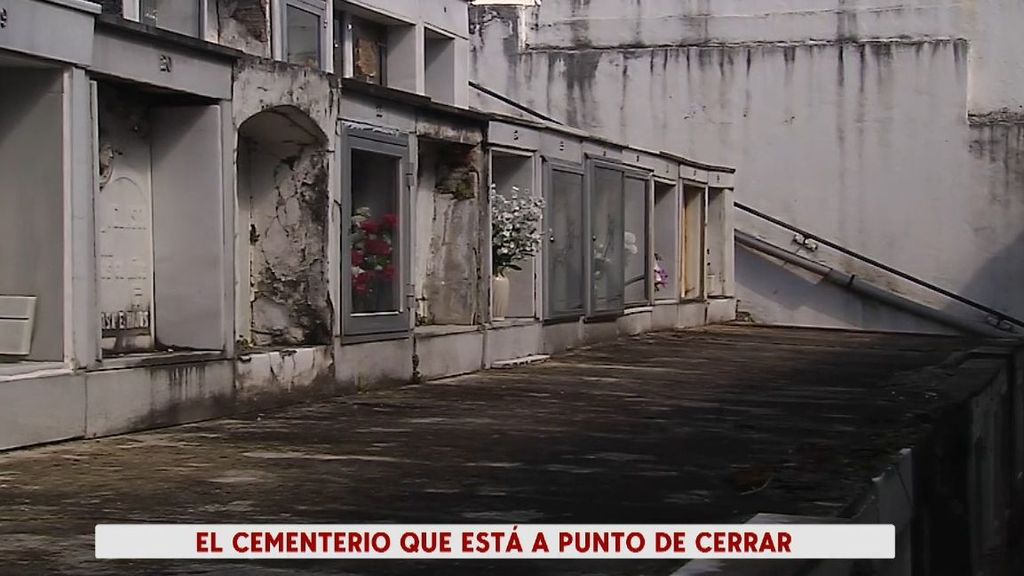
[0,325,985,575]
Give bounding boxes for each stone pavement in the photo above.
[0,325,983,575]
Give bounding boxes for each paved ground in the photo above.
[0,325,984,575]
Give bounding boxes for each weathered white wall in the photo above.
[151,105,226,351]
[470,0,1024,332]
[0,68,64,361]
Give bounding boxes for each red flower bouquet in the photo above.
[350,207,397,311]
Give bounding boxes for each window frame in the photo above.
[347,13,389,85]
[652,177,681,304]
[276,0,333,72]
[584,156,626,319]
[134,0,207,38]
[341,127,411,339]
[541,158,586,322]
[489,147,540,320]
[623,170,653,308]
[681,181,708,301]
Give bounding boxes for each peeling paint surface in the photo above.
[236,346,338,404]
[232,58,337,139]
[246,142,331,345]
[233,59,338,347]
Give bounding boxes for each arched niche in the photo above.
[237,105,331,348]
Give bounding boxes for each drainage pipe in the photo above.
[736,230,1015,339]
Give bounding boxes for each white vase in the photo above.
[492,274,510,321]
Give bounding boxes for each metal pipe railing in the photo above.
[735,201,1024,330]
[736,231,1012,338]
[469,81,564,126]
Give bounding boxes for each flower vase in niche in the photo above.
[490,184,545,321]
[491,274,510,321]
[351,207,398,314]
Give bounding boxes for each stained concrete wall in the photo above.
[0,68,64,361]
[470,0,1024,334]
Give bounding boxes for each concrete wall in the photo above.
[469,0,1024,334]
[415,139,484,325]
[0,68,65,361]
[150,105,227,351]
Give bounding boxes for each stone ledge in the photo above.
[491,354,549,369]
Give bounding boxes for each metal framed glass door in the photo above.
[586,158,626,317]
[342,128,410,337]
[542,159,585,320]
[623,171,652,306]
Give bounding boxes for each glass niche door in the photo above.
[542,160,585,320]
[586,159,627,316]
[342,130,410,337]
[623,171,652,306]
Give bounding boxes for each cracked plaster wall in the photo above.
[415,141,484,325]
[234,59,338,347]
[470,1,1024,333]
[243,142,331,346]
[233,58,337,134]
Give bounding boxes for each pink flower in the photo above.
[381,213,398,231]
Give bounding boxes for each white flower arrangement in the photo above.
[490,183,545,276]
[624,232,639,255]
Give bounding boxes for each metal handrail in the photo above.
[735,201,1024,330]
[469,81,565,126]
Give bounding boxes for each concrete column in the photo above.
[67,67,99,368]
[707,185,734,298]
